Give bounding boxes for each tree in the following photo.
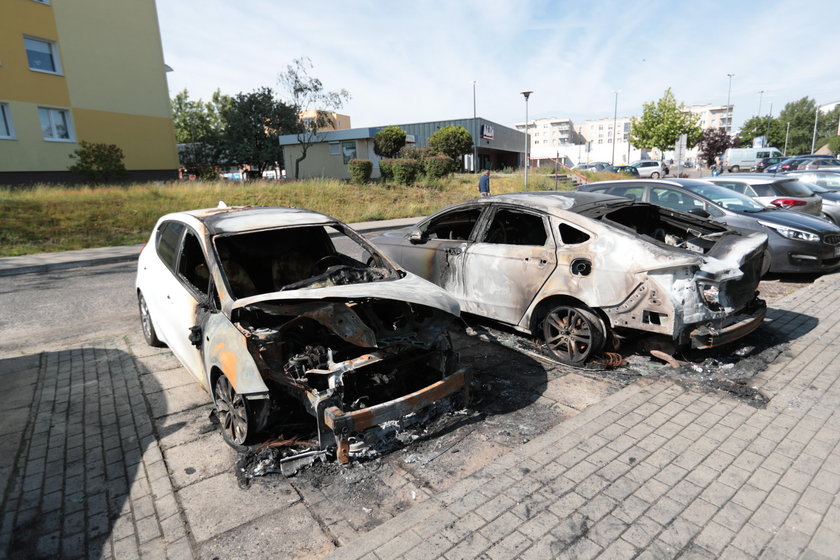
[697,128,733,166]
[630,88,703,153]
[219,87,297,176]
[170,89,230,167]
[68,141,126,183]
[826,136,840,156]
[775,97,824,156]
[427,125,473,166]
[374,126,407,158]
[279,58,350,179]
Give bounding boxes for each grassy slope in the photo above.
[0,170,620,256]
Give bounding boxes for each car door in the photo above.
[156,227,212,382]
[399,206,483,300]
[459,206,556,325]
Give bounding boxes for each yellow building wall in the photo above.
[282,139,378,180]
[0,0,177,178]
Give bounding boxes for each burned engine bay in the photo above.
[234,296,469,470]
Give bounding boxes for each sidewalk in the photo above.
[323,272,840,560]
[0,217,421,277]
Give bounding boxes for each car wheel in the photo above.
[650,172,660,179]
[138,292,164,347]
[541,305,605,365]
[731,165,740,173]
[214,374,256,448]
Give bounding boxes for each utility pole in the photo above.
[472,80,477,172]
[811,107,819,154]
[521,90,533,188]
[726,73,734,134]
[765,102,773,146]
[757,90,764,118]
[784,122,790,156]
[611,90,619,165]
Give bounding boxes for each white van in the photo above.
[722,147,782,172]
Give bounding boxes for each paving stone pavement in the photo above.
[322,271,840,560]
[0,338,193,560]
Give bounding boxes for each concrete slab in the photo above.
[197,502,337,560]
[0,406,30,438]
[154,404,217,450]
[164,434,237,489]
[176,472,298,543]
[538,372,617,411]
[146,383,209,419]
[140,366,196,393]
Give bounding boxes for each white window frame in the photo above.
[24,36,63,75]
[38,106,75,142]
[0,103,15,139]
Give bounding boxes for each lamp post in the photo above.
[726,73,734,134]
[757,90,764,118]
[521,90,533,188]
[811,106,819,154]
[765,101,773,146]
[784,122,790,156]
[472,80,478,172]
[611,90,619,165]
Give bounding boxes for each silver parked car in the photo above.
[369,192,767,365]
[630,160,668,178]
[706,175,823,217]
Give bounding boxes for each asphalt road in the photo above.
[0,262,138,355]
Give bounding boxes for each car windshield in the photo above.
[213,224,397,298]
[682,183,766,212]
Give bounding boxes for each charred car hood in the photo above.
[230,272,460,316]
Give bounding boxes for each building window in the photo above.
[0,104,15,139]
[342,141,356,164]
[38,107,74,141]
[329,142,340,155]
[24,36,62,74]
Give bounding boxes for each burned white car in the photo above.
[136,206,467,462]
[369,192,768,365]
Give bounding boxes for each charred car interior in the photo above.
[136,207,468,467]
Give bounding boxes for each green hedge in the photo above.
[391,158,421,185]
[423,155,455,178]
[379,159,394,182]
[348,159,372,183]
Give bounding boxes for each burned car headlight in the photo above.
[758,221,820,243]
[698,282,720,307]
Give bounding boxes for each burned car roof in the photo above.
[464,191,630,214]
[182,205,334,234]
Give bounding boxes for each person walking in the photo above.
[478,169,490,197]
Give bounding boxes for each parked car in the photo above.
[630,160,668,178]
[722,147,783,173]
[573,162,610,172]
[754,156,787,172]
[782,170,840,190]
[580,179,840,274]
[795,181,840,225]
[766,155,836,174]
[604,165,640,176]
[369,192,767,365]
[705,175,823,217]
[795,158,840,170]
[136,205,468,460]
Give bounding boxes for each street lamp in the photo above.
[766,101,773,146]
[521,90,533,188]
[757,90,764,118]
[611,90,620,165]
[472,80,478,172]
[811,106,819,153]
[726,73,734,133]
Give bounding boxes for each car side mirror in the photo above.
[409,229,427,244]
[688,209,710,218]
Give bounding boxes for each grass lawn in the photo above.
[0,169,619,256]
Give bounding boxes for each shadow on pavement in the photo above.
[0,346,175,559]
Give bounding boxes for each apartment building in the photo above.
[0,0,178,184]
[686,104,733,134]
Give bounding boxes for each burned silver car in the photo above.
[136,205,467,463]
[369,192,768,365]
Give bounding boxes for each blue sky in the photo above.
[156,0,840,132]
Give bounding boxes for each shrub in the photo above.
[423,155,455,178]
[379,159,395,182]
[348,159,372,183]
[398,146,437,162]
[68,141,126,184]
[391,158,421,185]
[373,126,407,158]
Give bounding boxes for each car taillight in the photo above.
[770,198,806,209]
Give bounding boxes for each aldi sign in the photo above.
[480,124,494,140]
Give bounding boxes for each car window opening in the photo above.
[214,225,396,298]
[484,209,547,246]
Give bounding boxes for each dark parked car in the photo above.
[754,156,787,172]
[370,192,767,364]
[580,179,840,274]
[604,165,640,176]
[766,155,836,174]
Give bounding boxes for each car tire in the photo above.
[650,172,660,179]
[731,166,740,173]
[138,292,165,347]
[541,305,605,365]
[214,374,260,448]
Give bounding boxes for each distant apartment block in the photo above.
[300,111,352,132]
[514,117,582,149]
[686,104,733,134]
[0,0,178,184]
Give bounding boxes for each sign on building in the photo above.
[481,124,494,140]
